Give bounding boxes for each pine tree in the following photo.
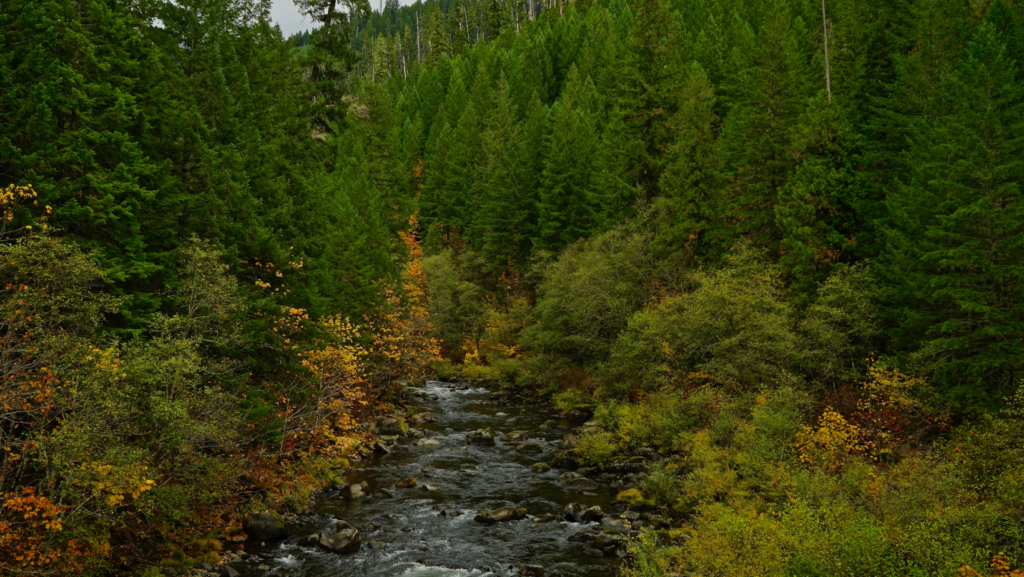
[613,0,684,200]
[720,6,810,248]
[656,62,725,259]
[535,68,601,253]
[880,22,1024,408]
[472,75,530,289]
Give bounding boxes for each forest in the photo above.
[1,0,1023,575]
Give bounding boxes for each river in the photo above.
[240,380,621,577]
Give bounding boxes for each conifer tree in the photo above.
[720,6,810,247]
[657,62,725,259]
[880,22,1024,407]
[535,68,601,253]
[613,0,684,200]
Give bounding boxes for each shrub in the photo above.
[576,431,618,468]
[598,243,805,397]
[523,221,666,363]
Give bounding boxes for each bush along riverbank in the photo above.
[420,223,1024,577]
[0,215,440,575]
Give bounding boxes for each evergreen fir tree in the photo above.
[880,22,1024,408]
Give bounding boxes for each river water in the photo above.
[242,381,619,577]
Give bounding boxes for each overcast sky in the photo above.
[270,0,416,37]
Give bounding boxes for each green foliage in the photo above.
[422,250,485,358]
[524,218,664,363]
[575,430,618,468]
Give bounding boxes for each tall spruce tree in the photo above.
[880,22,1024,409]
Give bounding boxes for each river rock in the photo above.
[510,431,529,442]
[467,428,496,446]
[242,512,286,541]
[530,513,556,523]
[377,417,407,436]
[407,427,426,439]
[373,488,393,498]
[559,471,599,492]
[560,435,578,450]
[474,506,527,523]
[596,531,627,549]
[550,451,579,470]
[519,566,544,576]
[505,417,519,425]
[496,412,508,417]
[395,477,417,489]
[343,482,368,498]
[601,517,627,529]
[539,420,559,430]
[438,507,462,518]
[580,505,604,522]
[515,442,544,454]
[417,438,440,446]
[219,566,240,577]
[647,514,671,529]
[315,528,361,553]
[583,548,604,558]
[567,528,598,542]
[530,462,550,473]
[563,502,586,522]
[567,408,593,424]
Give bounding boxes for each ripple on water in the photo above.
[243,381,619,577]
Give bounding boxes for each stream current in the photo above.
[243,381,618,577]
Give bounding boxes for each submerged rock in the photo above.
[515,442,544,454]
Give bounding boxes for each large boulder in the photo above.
[474,506,528,524]
[560,434,579,450]
[467,428,496,446]
[312,528,361,554]
[243,512,287,541]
